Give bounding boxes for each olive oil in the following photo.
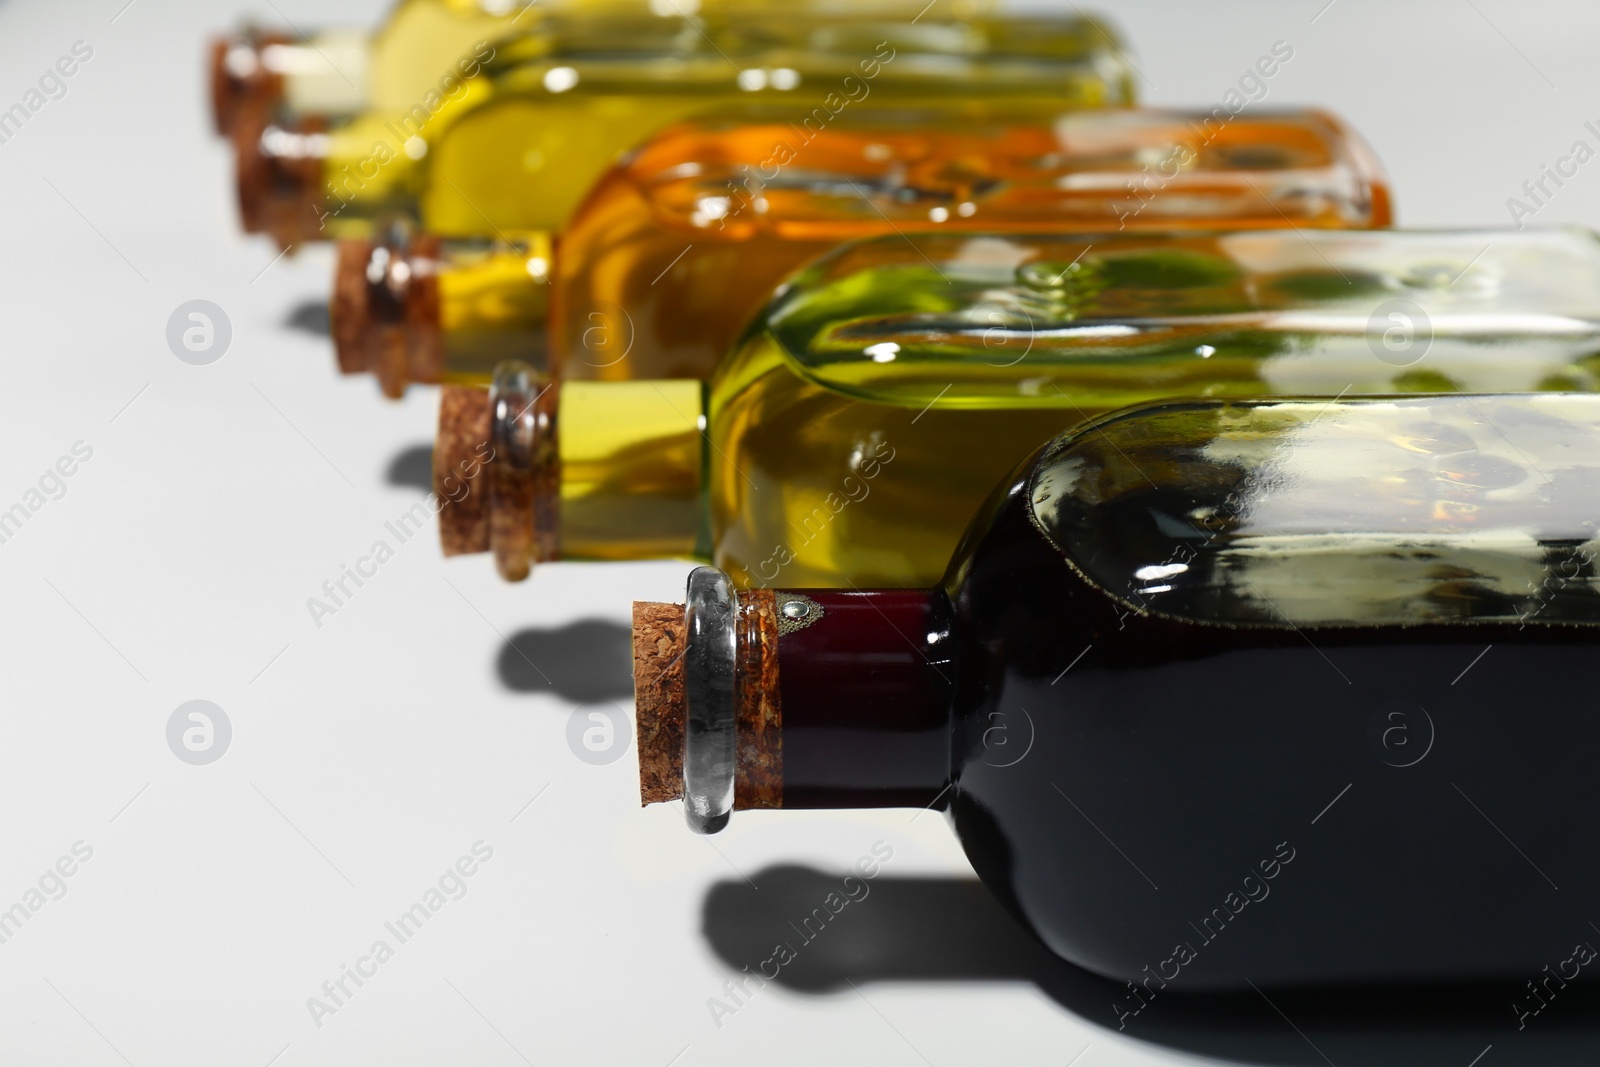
[438,227,1600,586]
[708,227,1600,587]
[216,0,990,133]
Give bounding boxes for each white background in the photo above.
[1,1,1598,1064]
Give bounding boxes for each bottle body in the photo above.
[940,393,1600,991]
[708,227,1600,588]
[551,105,1390,382]
[638,394,1600,991]
[423,13,1134,234]
[247,11,1136,246]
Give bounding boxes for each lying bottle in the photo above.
[236,9,1136,248]
[210,0,528,137]
[434,226,1600,585]
[631,392,1600,991]
[335,104,1389,395]
[211,0,1005,136]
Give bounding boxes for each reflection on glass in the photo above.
[1031,394,1600,626]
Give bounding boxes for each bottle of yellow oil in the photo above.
[213,0,1006,134]
[431,228,1600,587]
[235,8,1136,247]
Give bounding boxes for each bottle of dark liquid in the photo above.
[633,392,1600,995]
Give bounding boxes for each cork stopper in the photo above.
[330,239,372,375]
[330,235,444,394]
[209,30,289,137]
[632,590,784,812]
[633,601,688,805]
[234,108,328,249]
[434,367,560,579]
[435,386,492,556]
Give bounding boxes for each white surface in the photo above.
[0,1,1598,1065]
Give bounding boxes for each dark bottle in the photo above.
[634,392,1600,996]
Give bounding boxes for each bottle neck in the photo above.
[233,111,332,248]
[635,572,953,830]
[277,30,370,116]
[332,232,552,397]
[212,28,371,135]
[235,111,426,250]
[435,368,707,580]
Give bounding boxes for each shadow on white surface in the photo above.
[496,619,636,703]
[705,866,1600,1066]
[384,443,433,493]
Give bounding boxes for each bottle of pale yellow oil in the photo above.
[212,0,994,134]
[234,6,1137,247]
[431,227,1600,585]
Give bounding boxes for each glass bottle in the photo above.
[234,9,1136,248]
[335,105,1389,395]
[631,392,1600,991]
[434,226,1600,586]
[212,0,1007,135]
